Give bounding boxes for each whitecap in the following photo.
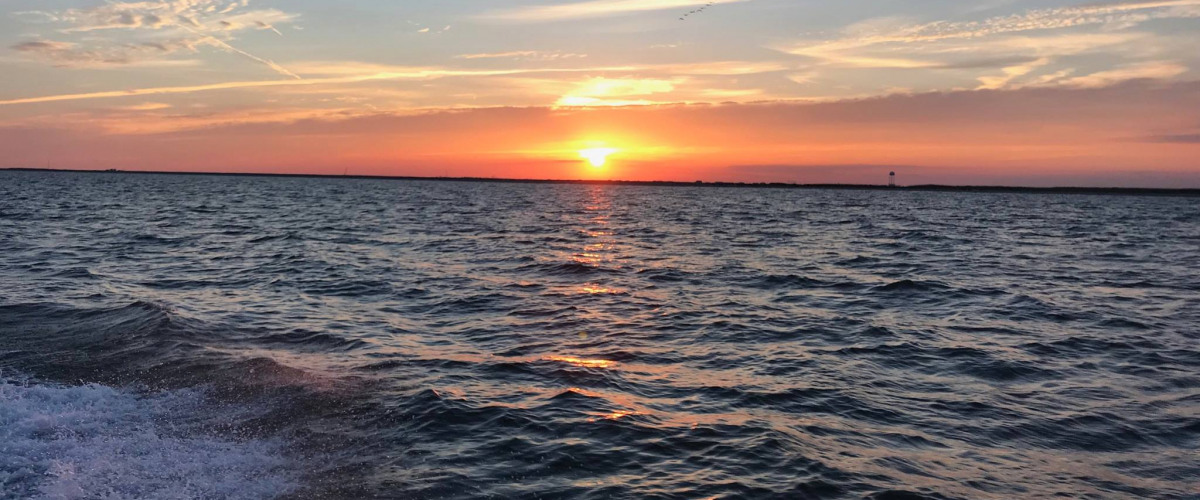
[0,376,296,500]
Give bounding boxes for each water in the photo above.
[1,170,1197,499]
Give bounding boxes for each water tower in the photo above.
[889,171,896,187]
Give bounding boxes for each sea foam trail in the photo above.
[0,376,295,500]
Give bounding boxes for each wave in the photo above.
[519,261,620,277]
[300,279,394,297]
[750,274,832,289]
[0,300,363,398]
[47,267,97,279]
[0,302,198,384]
[635,267,692,283]
[872,279,950,292]
[255,330,370,352]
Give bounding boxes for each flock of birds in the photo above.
[679,2,715,20]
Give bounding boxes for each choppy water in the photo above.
[1,170,1198,499]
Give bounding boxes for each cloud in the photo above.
[254,21,282,36]
[11,39,201,68]
[285,60,786,80]
[838,0,1200,46]
[0,64,651,106]
[555,77,678,107]
[49,1,294,34]
[117,102,173,111]
[12,40,96,59]
[1146,133,1200,143]
[11,0,299,77]
[977,58,1052,90]
[0,77,358,107]
[455,51,588,61]
[287,61,647,79]
[90,107,373,135]
[479,0,747,22]
[772,0,1198,93]
[0,50,1185,110]
[10,11,60,23]
[411,24,450,35]
[654,61,790,75]
[699,88,766,99]
[1058,61,1187,87]
[779,27,1152,70]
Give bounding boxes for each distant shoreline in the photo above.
[4,167,1198,197]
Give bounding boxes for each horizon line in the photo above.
[3,167,1198,197]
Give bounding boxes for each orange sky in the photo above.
[3,81,1199,186]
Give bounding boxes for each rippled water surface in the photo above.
[1,171,1198,499]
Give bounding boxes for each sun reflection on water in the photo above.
[545,356,617,369]
[588,409,643,422]
[579,284,617,294]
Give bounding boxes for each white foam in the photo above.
[0,376,297,500]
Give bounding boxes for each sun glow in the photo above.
[579,147,617,167]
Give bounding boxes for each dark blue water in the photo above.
[1,171,1198,499]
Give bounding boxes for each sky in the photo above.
[1,0,1199,186]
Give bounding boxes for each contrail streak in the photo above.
[199,35,302,80]
[0,66,649,106]
[0,76,370,106]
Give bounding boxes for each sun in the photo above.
[579,148,617,168]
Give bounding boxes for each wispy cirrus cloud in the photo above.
[478,0,747,22]
[13,40,126,66]
[11,0,299,77]
[774,0,1198,92]
[779,0,1200,68]
[797,0,1200,50]
[11,40,202,68]
[34,107,375,135]
[49,0,295,34]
